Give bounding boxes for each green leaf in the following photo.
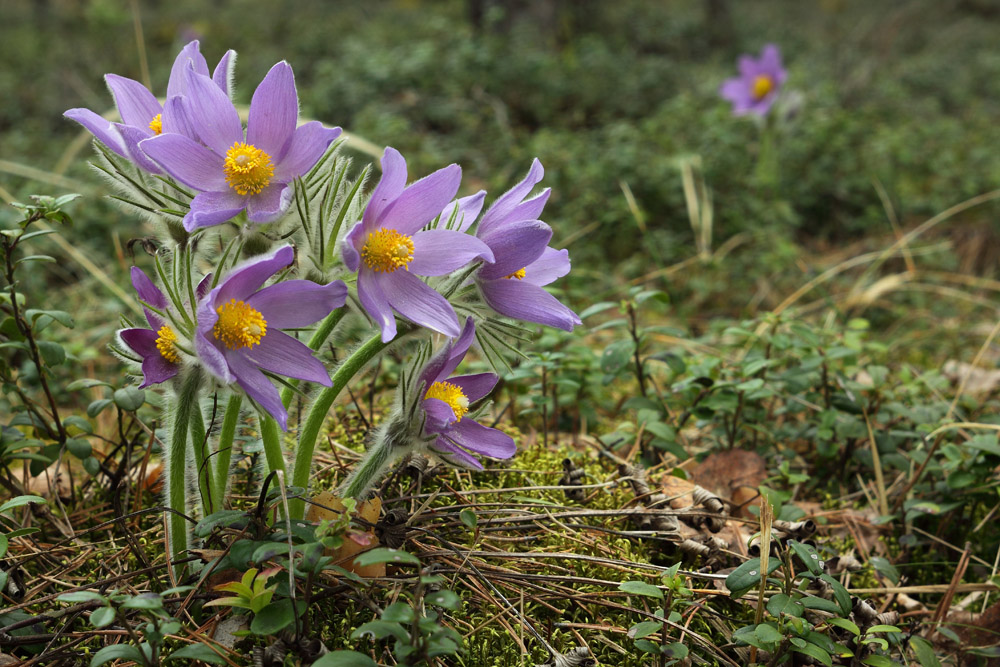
[910,636,941,667]
[66,438,92,459]
[578,302,618,320]
[354,548,420,567]
[801,596,842,614]
[57,591,106,604]
[618,580,663,599]
[312,652,378,667]
[87,399,113,418]
[82,457,100,476]
[628,620,661,640]
[827,617,860,635]
[63,415,93,434]
[194,510,248,537]
[788,540,823,574]
[663,642,689,659]
[754,623,784,645]
[460,507,477,530]
[250,599,297,635]
[15,255,56,266]
[167,644,227,663]
[870,557,900,584]
[90,644,143,667]
[633,639,660,654]
[121,593,163,610]
[113,387,145,412]
[725,557,781,599]
[65,379,111,392]
[382,602,416,623]
[25,309,74,330]
[352,620,409,642]
[89,607,115,628]
[820,574,852,615]
[600,339,636,376]
[425,589,462,610]
[0,495,45,514]
[861,655,893,667]
[767,593,805,618]
[793,642,833,667]
[866,624,901,634]
[37,341,66,366]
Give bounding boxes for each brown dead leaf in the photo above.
[690,449,767,516]
[306,491,384,577]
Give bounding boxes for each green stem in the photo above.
[279,308,347,408]
[340,434,396,500]
[289,332,389,519]
[168,368,201,572]
[211,393,243,510]
[260,414,287,476]
[188,398,213,516]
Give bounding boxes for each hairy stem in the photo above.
[211,393,243,510]
[168,368,201,571]
[188,397,212,515]
[260,414,287,476]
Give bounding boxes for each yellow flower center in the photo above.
[425,381,470,422]
[361,228,415,273]
[148,114,163,135]
[213,299,267,350]
[504,267,527,280]
[752,75,774,101]
[155,325,180,363]
[223,142,275,196]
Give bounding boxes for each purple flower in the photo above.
[194,245,348,429]
[119,267,182,388]
[343,148,495,343]
[140,62,341,231]
[417,319,515,469]
[468,159,580,331]
[64,41,235,173]
[719,44,786,116]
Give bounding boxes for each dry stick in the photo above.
[931,542,972,629]
[750,499,774,665]
[863,411,890,517]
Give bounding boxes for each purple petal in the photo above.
[183,66,242,154]
[738,54,759,78]
[139,133,226,190]
[167,41,210,99]
[524,247,571,286]
[105,74,161,127]
[216,245,295,304]
[384,271,460,338]
[247,279,347,328]
[478,158,544,237]
[244,330,331,387]
[247,61,298,159]
[225,348,288,430]
[478,220,551,280]
[120,327,158,358]
[760,44,784,81]
[139,353,179,388]
[443,418,517,459]
[184,190,247,231]
[362,147,408,235]
[505,188,550,225]
[116,124,161,174]
[409,229,494,276]
[431,439,483,470]
[273,122,342,182]
[419,317,476,389]
[130,266,168,310]
[196,273,213,300]
[450,373,497,402]
[246,184,292,223]
[480,279,580,331]
[422,397,458,430]
[160,96,197,140]
[212,49,237,98]
[380,164,462,236]
[342,221,363,271]
[440,190,486,233]
[195,296,233,382]
[64,108,127,157]
[358,270,397,343]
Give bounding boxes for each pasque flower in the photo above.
[466,159,580,331]
[343,147,495,343]
[119,267,183,388]
[64,41,235,173]
[417,318,515,469]
[194,245,347,429]
[719,44,786,116]
[141,61,341,230]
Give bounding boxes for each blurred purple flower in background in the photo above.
[194,245,347,429]
[720,44,786,116]
[141,61,341,230]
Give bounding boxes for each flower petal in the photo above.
[183,66,243,154]
[244,330,331,387]
[130,266,168,310]
[116,123,161,174]
[64,108,126,156]
[443,418,516,459]
[216,245,295,304]
[105,74,161,127]
[419,317,475,389]
[505,188,551,225]
[246,183,292,223]
[362,147,408,234]
[478,158,543,237]
[760,44,785,81]
[422,397,458,430]
[272,122,342,182]
[247,61,298,159]
[439,190,485,232]
[380,164,462,236]
[450,373,497,402]
[160,96,197,140]
[139,133,227,191]
[196,273,213,300]
[342,221,363,271]
[167,41,209,99]
[409,229,494,276]
[523,247,571,286]
[358,269,397,343]
[225,348,287,430]
[195,296,233,382]
[430,438,483,470]
[139,353,179,388]
[480,279,580,331]
[212,49,237,98]
[120,327,158,358]
[477,220,551,281]
[184,190,247,231]
[247,279,347,328]
[384,270,460,338]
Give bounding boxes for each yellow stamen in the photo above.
[213,299,267,350]
[504,267,527,280]
[155,325,180,363]
[148,114,163,135]
[752,75,774,101]
[223,142,275,196]
[361,228,415,273]
[425,381,470,422]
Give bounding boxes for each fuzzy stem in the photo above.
[260,414,287,476]
[188,398,213,516]
[211,393,243,510]
[289,332,389,519]
[168,368,201,571]
[339,433,397,500]
[279,308,347,408]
